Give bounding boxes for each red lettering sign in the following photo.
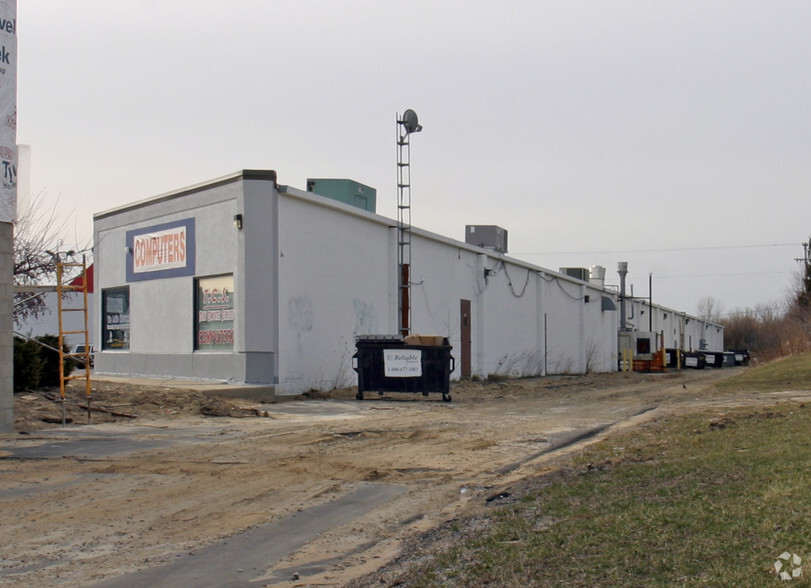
[133,228,187,273]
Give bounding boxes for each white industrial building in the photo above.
[92,170,723,394]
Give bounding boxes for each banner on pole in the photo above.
[0,1,16,223]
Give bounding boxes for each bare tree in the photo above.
[13,191,88,327]
[696,296,724,323]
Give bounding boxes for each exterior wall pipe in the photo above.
[475,253,487,378]
[618,262,628,331]
[536,271,546,376]
[649,273,653,332]
[388,227,400,334]
[579,283,586,372]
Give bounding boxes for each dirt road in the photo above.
[1,368,803,587]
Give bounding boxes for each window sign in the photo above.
[195,274,235,351]
[102,287,130,350]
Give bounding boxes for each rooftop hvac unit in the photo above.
[306,178,377,212]
[560,267,589,282]
[589,265,606,287]
[465,225,508,253]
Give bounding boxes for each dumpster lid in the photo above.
[355,334,404,343]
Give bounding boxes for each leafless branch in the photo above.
[12,191,91,327]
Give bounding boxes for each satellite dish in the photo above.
[401,109,422,134]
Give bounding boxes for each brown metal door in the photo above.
[460,299,471,378]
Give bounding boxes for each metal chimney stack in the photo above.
[618,262,628,331]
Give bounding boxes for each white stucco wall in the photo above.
[92,170,723,392]
[277,193,393,391]
[97,189,238,354]
[625,298,723,351]
[93,173,263,382]
[275,187,625,389]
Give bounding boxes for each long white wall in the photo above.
[91,171,723,393]
[625,298,723,351]
[276,187,623,392]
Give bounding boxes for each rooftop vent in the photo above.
[589,265,606,288]
[306,179,377,212]
[465,225,508,253]
[560,267,589,282]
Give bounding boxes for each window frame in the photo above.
[101,286,131,351]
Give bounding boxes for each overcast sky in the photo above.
[17,1,811,316]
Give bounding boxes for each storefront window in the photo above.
[195,274,235,351]
[102,287,130,350]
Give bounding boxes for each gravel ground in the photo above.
[2,368,796,587]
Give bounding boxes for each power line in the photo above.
[514,242,798,256]
[653,270,794,280]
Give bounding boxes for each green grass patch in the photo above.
[716,352,811,393]
[395,406,811,586]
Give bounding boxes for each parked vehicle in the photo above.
[73,344,95,369]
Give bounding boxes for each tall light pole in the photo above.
[396,109,422,337]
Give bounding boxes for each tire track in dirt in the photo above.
[0,368,766,587]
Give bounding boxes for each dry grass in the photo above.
[715,352,811,393]
[373,355,811,587]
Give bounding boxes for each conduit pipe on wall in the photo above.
[475,253,487,378]
[618,262,628,331]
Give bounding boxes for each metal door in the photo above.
[460,299,471,378]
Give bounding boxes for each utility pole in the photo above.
[794,237,811,307]
[794,238,810,268]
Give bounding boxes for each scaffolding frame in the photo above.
[56,255,92,423]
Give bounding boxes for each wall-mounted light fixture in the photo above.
[124,246,132,254]
[234,214,243,230]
